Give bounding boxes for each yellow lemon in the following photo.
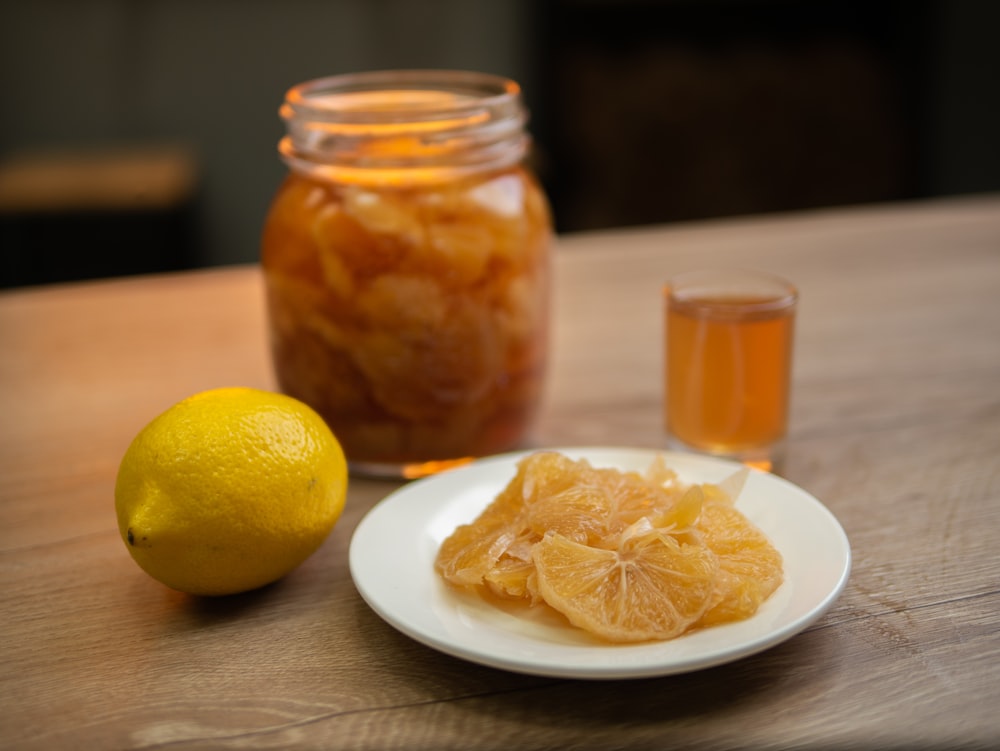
[114,387,348,595]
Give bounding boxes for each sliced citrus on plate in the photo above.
[435,450,783,642]
[532,526,719,642]
[695,501,784,627]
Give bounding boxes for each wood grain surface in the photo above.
[2,195,998,750]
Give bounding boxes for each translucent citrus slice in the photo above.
[589,467,678,530]
[526,483,611,544]
[483,543,537,601]
[518,451,592,500]
[646,483,705,536]
[641,453,681,489]
[694,502,784,626]
[478,515,538,601]
[532,528,719,643]
[435,520,512,588]
[525,459,692,548]
[435,451,553,594]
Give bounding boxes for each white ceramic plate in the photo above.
[349,447,851,680]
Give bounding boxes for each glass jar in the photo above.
[261,70,553,479]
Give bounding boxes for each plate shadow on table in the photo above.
[353,591,839,721]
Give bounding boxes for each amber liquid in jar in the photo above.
[261,71,552,478]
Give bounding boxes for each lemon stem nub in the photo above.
[127,528,135,546]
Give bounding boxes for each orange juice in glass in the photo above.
[665,269,797,472]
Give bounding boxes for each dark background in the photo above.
[2,0,998,288]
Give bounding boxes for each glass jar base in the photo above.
[666,435,786,475]
[348,456,477,481]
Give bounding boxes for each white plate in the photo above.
[349,447,851,680]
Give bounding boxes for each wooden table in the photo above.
[2,195,999,749]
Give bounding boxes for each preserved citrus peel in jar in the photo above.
[262,71,553,477]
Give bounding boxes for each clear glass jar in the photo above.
[261,70,553,479]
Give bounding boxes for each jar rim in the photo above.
[282,69,522,124]
[278,69,530,185]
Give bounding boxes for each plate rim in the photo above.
[348,446,852,680]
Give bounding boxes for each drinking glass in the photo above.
[664,269,797,472]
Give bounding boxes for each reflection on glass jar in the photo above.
[261,70,553,479]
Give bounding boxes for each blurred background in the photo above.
[2,0,998,288]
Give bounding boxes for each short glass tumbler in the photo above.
[665,269,797,472]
